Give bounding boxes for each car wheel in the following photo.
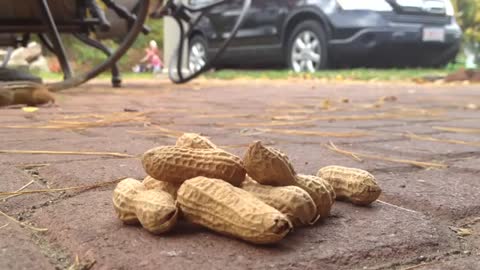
[188,35,208,74]
[287,20,328,73]
[423,47,459,68]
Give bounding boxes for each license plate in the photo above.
[422,28,445,42]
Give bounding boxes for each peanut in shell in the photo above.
[112,178,178,234]
[175,133,217,149]
[143,176,180,199]
[142,146,246,186]
[317,166,381,206]
[243,141,296,186]
[241,176,319,227]
[294,174,335,219]
[177,176,292,244]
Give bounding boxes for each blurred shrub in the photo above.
[452,0,480,42]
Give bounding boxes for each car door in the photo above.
[221,0,284,48]
[201,1,235,50]
[209,0,282,49]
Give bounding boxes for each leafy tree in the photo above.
[452,0,480,67]
[452,0,480,43]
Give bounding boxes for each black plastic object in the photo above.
[0,67,42,83]
[160,0,251,84]
[0,0,150,90]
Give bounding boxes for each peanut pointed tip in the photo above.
[251,140,262,147]
[251,141,266,151]
[143,147,156,157]
[273,217,293,235]
[245,141,262,157]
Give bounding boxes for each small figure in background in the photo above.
[139,40,163,73]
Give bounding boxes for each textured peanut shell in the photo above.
[143,176,180,199]
[113,178,178,234]
[243,141,296,186]
[294,175,335,219]
[112,179,142,225]
[175,133,217,149]
[177,176,292,244]
[134,190,178,234]
[317,166,381,206]
[142,146,246,186]
[241,176,319,227]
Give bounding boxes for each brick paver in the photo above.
[0,79,479,269]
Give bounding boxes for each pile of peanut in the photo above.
[113,133,382,244]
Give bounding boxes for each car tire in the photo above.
[188,35,208,74]
[287,20,328,72]
[423,48,459,68]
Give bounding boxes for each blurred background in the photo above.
[1,0,479,82]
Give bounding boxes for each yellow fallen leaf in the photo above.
[465,104,478,110]
[457,228,473,237]
[379,96,398,103]
[321,99,332,110]
[22,107,39,113]
[449,226,473,237]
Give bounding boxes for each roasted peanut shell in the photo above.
[294,174,335,218]
[175,133,217,149]
[113,178,178,234]
[113,178,142,225]
[177,176,292,244]
[143,175,180,199]
[142,146,246,186]
[317,166,381,206]
[241,176,319,227]
[243,141,296,186]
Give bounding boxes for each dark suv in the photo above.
[187,0,462,73]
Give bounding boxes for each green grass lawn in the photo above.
[37,67,457,83]
[36,60,463,83]
[36,48,464,83]
[202,68,451,81]
[205,53,466,81]
[35,71,158,81]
